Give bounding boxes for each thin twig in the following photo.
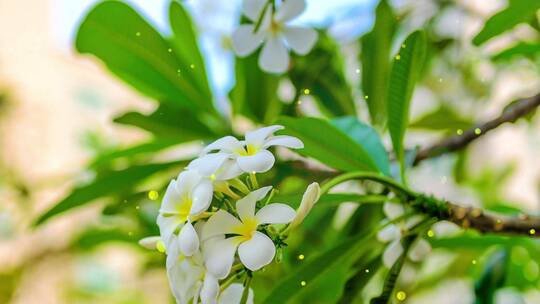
[414,92,540,165]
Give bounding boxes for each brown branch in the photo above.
[447,204,540,236]
[414,92,540,165]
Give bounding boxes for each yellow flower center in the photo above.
[236,144,259,156]
[176,195,192,222]
[233,217,259,242]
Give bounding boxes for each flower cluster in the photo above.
[232,0,318,74]
[142,125,320,304]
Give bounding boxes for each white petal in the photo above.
[200,273,220,304]
[236,186,272,222]
[282,26,318,55]
[204,237,241,279]
[177,170,203,197]
[160,180,181,214]
[408,238,431,262]
[242,0,268,21]
[404,214,424,230]
[219,283,254,304]
[377,224,401,242]
[203,136,244,154]
[157,214,182,248]
[256,203,296,224]
[191,179,213,215]
[202,210,243,240]
[232,25,265,57]
[245,125,284,147]
[215,159,243,181]
[259,37,290,74]
[237,150,275,173]
[383,202,405,220]
[262,135,304,149]
[188,153,230,177]
[383,240,403,268]
[275,0,305,23]
[167,259,203,304]
[238,231,276,271]
[165,236,181,270]
[179,222,200,256]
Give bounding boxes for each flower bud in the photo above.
[138,236,161,250]
[289,182,321,230]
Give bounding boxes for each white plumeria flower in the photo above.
[377,202,431,267]
[232,0,318,73]
[187,152,243,182]
[158,170,213,256]
[201,186,296,278]
[202,125,303,174]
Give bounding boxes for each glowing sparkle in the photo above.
[401,44,406,49]
[395,54,401,60]
[128,231,133,236]
[135,32,141,36]
[365,95,369,99]
[168,48,172,53]
[474,128,482,135]
[396,291,407,301]
[148,190,159,201]
[427,230,435,238]
[298,254,305,260]
[190,64,195,69]
[300,281,306,287]
[303,88,310,95]
[457,129,463,135]
[136,205,140,210]
[355,68,360,74]
[297,100,302,105]
[365,269,370,273]
[530,228,536,235]
[472,259,477,265]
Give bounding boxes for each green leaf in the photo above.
[387,31,427,176]
[113,103,219,139]
[493,42,540,61]
[90,138,183,169]
[409,104,474,131]
[75,1,215,114]
[332,116,390,175]
[474,249,509,304]
[289,33,356,117]
[229,53,282,123]
[263,232,375,304]
[74,227,134,250]
[360,0,397,126]
[277,116,384,173]
[168,1,212,100]
[473,0,540,46]
[33,161,183,226]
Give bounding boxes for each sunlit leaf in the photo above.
[409,104,473,131]
[360,0,397,126]
[278,116,385,173]
[387,31,427,176]
[473,0,540,45]
[492,42,540,61]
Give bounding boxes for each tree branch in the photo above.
[414,92,540,165]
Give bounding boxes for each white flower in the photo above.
[165,222,222,304]
[232,0,318,73]
[289,182,321,230]
[201,186,296,278]
[377,202,431,267]
[187,152,243,182]
[158,170,213,256]
[202,125,303,174]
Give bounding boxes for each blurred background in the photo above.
[0,0,539,303]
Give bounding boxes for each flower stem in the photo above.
[320,172,415,198]
[240,274,253,304]
[249,173,259,189]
